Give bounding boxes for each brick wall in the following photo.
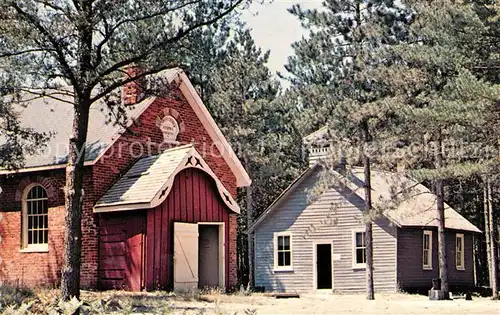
[0,171,66,287]
[91,89,239,288]
[0,83,241,290]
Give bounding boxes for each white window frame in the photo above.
[273,232,293,272]
[352,229,366,269]
[21,183,49,253]
[422,230,433,270]
[456,233,465,271]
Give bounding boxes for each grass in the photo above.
[1,284,498,315]
[0,284,259,314]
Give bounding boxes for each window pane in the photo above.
[283,236,290,251]
[356,232,364,247]
[423,251,429,266]
[25,186,49,246]
[284,252,291,266]
[278,236,283,251]
[28,188,35,199]
[423,235,428,249]
[38,230,44,244]
[278,252,284,266]
[42,200,48,214]
[356,248,365,264]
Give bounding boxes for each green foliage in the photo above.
[371,0,499,179]
[207,28,304,217]
[0,0,250,169]
[0,284,34,312]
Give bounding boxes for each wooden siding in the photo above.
[98,168,232,291]
[145,168,231,290]
[254,168,397,293]
[397,228,475,291]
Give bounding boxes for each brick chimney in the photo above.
[123,66,144,106]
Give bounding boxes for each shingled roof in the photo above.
[0,69,179,170]
[94,144,240,214]
[347,168,481,233]
[249,166,481,233]
[0,68,251,187]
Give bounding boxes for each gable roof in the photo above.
[248,165,481,233]
[248,164,321,232]
[0,68,251,187]
[347,168,481,233]
[94,144,239,214]
[0,89,155,170]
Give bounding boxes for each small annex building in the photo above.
[0,68,250,291]
[248,128,481,293]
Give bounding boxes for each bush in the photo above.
[0,283,35,311]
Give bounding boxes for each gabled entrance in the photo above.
[315,243,333,290]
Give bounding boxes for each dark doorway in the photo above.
[316,244,332,289]
[198,225,220,288]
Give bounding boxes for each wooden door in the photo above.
[316,244,332,289]
[99,212,145,291]
[173,222,199,291]
[125,215,145,291]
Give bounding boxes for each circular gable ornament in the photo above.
[159,115,180,143]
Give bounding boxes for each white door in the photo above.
[173,222,199,291]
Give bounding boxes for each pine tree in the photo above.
[207,29,303,285]
[0,0,248,300]
[287,0,410,299]
[370,0,499,297]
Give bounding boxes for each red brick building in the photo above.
[0,68,250,291]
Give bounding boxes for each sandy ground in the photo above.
[115,292,500,315]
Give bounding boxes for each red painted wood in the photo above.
[100,233,124,243]
[154,207,162,289]
[160,201,169,288]
[99,242,125,254]
[146,208,155,289]
[125,215,145,291]
[99,211,146,291]
[145,168,233,291]
[193,170,200,222]
[200,174,207,222]
[186,170,193,222]
[99,270,124,279]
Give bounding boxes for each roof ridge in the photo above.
[137,143,195,161]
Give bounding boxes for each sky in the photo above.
[241,1,323,78]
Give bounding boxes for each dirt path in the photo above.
[168,293,500,315]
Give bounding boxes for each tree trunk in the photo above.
[61,2,93,299]
[61,94,91,300]
[361,121,374,300]
[487,179,498,298]
[245,156,254,288]
[435,128,449,297]
[484,180,493,290]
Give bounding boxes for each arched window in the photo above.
[22,184,49,250]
